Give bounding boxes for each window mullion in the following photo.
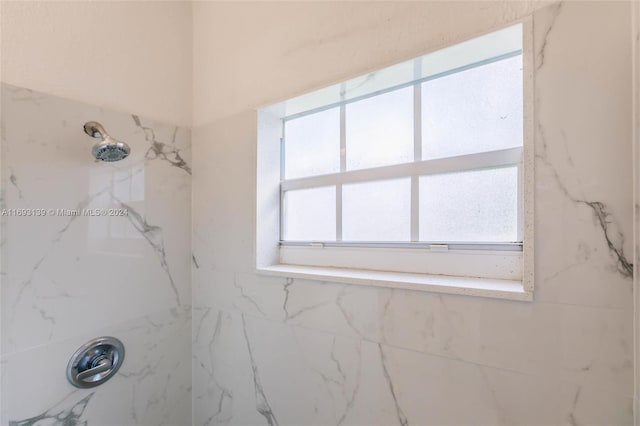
[411,176,419,242]
[411,80,422,242]
[279,120,286,240]
[517,156,524,242]
[336,184,342,241]
[281,147,522,192]
[337,101,346,241]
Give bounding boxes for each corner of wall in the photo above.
[633,0,640,423]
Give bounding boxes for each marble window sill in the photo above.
[257,264,532,301]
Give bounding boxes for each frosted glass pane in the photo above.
[421,55,523,159]
[343,178,410,241]
[281,24,521,117]
[285,108,340,179]
[346,87,413,170]
[284,187,336,241]
[419,167,518,242]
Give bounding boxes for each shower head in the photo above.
[83,121,131,162]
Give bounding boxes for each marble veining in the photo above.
[334,337,361,425]
[535,1,562,71]
[192,307,234,426]
[537,148,633,279]
[282,278,293,319]
[335,287,366,339]
[8,169,23,198]
[582,201,633,277]
[133,114,192,175]
[241,314,280,426]
[378,344,409,426]
[235,275,267,317]
[116,198,182,306]
[567,386,581,426]
[9,393,94,426]
[282,278,333,323]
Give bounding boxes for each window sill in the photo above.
[256,264,532,301]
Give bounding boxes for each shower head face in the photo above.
[92,139,131,162]
[84,121,131,162]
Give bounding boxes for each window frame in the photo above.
[256,18,534,301]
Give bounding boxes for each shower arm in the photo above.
[84,121,109,139]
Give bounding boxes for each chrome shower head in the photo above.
[83,121,131,162]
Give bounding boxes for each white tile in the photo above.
[1,307,191,426]
[1,83,192,354]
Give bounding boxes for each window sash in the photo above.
[280,52,523,246]
[281,50,522,123]
[280,155,523,246]
[280,146,523,246]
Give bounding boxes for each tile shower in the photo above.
[0,84,192,425]
[190,2,634,425]
[0,1,638,425]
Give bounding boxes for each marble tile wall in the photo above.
[0,84,192,425]
[633,0,640,420]
[192,2,634,425]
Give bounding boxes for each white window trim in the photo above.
[280,148,521,192]
[255,18,534,301]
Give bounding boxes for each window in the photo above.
[257,21,533,301]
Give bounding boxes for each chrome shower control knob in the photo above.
[75,356,112,381]
[66,336,125,388]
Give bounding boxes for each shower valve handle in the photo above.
[67,336,125,388]
[76,357,113,381]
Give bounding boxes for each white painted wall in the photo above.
[192,0,550,127]
[192,1,635,424]
[0,1,192,127]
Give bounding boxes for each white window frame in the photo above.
[256,19,534,301]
